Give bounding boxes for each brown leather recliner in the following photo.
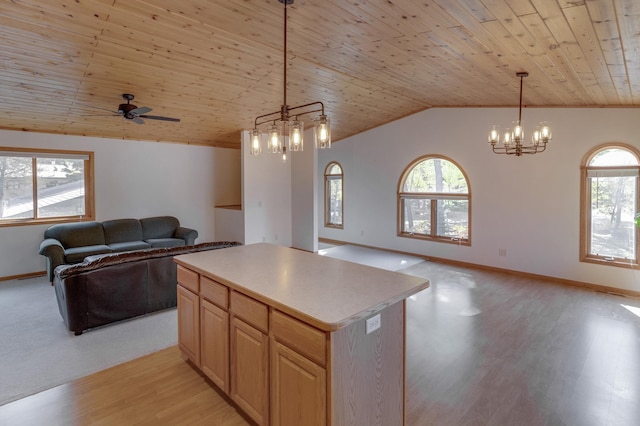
[53,241,241,335]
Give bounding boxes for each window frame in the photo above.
[324,161,344,229]
[397,154,471,245]
[0,146,95,227]
[580,143,639,268]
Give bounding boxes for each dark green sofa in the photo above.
[39,216,198,282]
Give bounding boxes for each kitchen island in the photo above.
[174,243,428,426]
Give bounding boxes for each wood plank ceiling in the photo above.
[0,0,638,149]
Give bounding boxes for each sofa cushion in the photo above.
[102,219,144,244]
[145,238,185,248]
[65,245,111,263]
[108,241,151,252]
[44,222,105,248]
[141,216,179,239]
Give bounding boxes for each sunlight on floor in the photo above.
[621,304,640,318]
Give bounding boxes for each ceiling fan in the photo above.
[91,94,181,124]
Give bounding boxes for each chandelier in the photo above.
[488,72,551,156]
[249,0,331,159]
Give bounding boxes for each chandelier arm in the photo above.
[254,101,325,128]
[492,143,548,156]
[521,144,547,154]
[492,146,523,156]
[288,101,325,115]
[254,111,282,128]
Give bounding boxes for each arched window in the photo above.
[581,144,639,267]
[398,155,470,244]
[324,162,343,228]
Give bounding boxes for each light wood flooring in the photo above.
[1,259,640,425]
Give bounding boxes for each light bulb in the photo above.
[289,120,304,151]
[249,129,261,155]
[488,125,499,145]
[314,115,331,149]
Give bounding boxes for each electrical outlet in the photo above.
[366,314,381,334]
[499,248,507,257]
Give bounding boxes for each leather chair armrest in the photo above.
[174,226,198,245]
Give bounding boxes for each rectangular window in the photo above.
[327,177,342,226]
[0,148,94,226]
[588,174,637,260]
[402,198,431,235]
[437,199,469,240]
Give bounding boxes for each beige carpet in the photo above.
[0,276,177,406]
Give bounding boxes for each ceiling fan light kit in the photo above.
[488,72,551,157]
[249,0,331,159]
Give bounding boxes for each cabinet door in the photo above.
[271,340,326,426]
[201,299,229,393]
[230,317,269,425]
[177,285,200,365]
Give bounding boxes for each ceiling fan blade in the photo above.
[138,115,181,122]
[71,103,119,114]
[130,106,152,115]
[132,117,145,125]
[80,114,120,117]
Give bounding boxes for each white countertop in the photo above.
[174,243,429,331]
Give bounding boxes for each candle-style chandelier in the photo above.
[488,72,552,156]
[249,0,331,159]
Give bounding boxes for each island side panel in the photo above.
[330,300,405,426]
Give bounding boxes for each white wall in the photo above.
[242,131,293,246]
[0,129,241,279]
[291,130,318,253]
[241,129,318,251]
[318,107,640,293]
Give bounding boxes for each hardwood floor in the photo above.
[1,258,639,425]
[403,261,640,426]
[0,346,250,426]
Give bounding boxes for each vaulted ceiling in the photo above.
[1,0,638,148]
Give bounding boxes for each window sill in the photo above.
[398,232,470,246]
[581,256,638,269]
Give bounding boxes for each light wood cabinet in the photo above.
[271,340,326,426]
[270,309,327,426]
[177,285,200,366]
[201,299,229,393]
[230,316,269,425]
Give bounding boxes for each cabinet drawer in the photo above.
[177,265,199,293]
[230,291,268,333]
[201,276,228,309]
[271,310,326,367]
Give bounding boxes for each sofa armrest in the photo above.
[174,226,198,245]
[39,238,65,282]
